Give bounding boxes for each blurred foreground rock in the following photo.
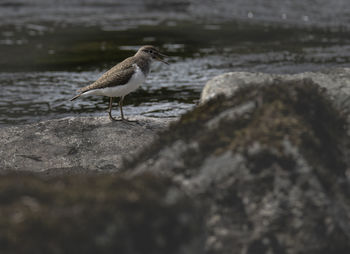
[0,173,203,254]
[0,116,173,174]
[126,69,350,254]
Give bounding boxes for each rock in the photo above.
[125,77,350,254]
[0,116,174,174]
[2,69,350,254]
[200,68,350,120]
[200,71,275,104]
[0,172,204,254]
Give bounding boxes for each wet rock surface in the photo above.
[126,75,350,253]
[0,173,203,254]
[0,116,174,174]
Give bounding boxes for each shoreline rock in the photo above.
[0,115,174,174]
[201,68,350,118]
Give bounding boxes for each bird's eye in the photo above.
[150,50,153,53]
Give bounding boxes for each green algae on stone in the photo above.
[0,173,203,254]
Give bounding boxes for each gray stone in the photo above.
[0,116,174,174]
[126,76,350,254]
[200,68,350,118]
[200,71,276,104]
[200,67,350,169]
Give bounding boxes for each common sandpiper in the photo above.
[71,45,168,121]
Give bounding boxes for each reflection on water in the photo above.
[0,0,349,126]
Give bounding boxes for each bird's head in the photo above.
[136,45,169,64]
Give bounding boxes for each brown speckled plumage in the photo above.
[77,56,150,94]
[71,46,162,98]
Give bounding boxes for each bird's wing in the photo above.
[78,57,136,93]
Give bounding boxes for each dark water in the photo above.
[0,0,349,127]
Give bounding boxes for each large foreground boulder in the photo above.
[0,116,174,174]
[126,76,350,254]
[0,173,203,254]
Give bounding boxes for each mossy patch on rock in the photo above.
[0,173,203,254]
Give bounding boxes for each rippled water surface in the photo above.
[0,0,349,126]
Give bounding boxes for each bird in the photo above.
[70,45,168,121]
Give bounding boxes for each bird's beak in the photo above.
[158,52,168,58]
[156,52,169,65]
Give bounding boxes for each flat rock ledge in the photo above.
[0,115,174,174]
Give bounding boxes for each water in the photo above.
[0,0,349,127]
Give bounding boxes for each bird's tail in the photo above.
[70,93,82,101]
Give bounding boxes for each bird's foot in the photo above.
[109,116,123,121]
[120,118,140,125]
[108,112,123,121]
[123,118,139,123]
[108,115,138,123]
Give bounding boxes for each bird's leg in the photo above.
[119,96,125,120]
[108,97,121,121]
[119,96,138,123]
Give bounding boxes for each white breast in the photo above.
[84,64,146,98]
